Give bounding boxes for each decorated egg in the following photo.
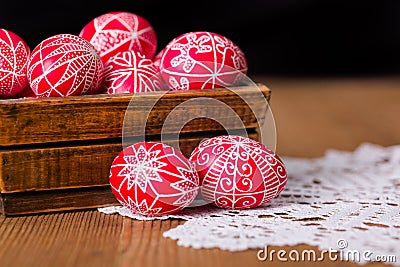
[0,29,30,98]
[103,50,162,94]
[189,135,287,209]
[27,34,103,97]
[79,11,157,63]
[16,85,36,99]
[152,48,164,69]
[159,31,248,90]
[109,142,200,216]
[153,35,177,69]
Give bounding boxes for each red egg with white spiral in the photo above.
[189,135,287,209]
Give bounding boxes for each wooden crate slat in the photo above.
[0,143,121,193]
[0,85,270,146]
[0,186,119,216]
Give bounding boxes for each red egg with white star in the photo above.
[0,29,30,98]
[189,135,287,209]
[103,50,162,94]
[159,31,248,90]
[109,142,200,216]
[27,34,103,97]
[79,11,157,63]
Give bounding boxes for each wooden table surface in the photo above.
[1,76,399,267]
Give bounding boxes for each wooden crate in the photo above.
[0,84,271,216]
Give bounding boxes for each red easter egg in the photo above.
[153,48,164,69]
[153,35,177,69]
[27,34,103,97]
[160,31,248,90]
[103,50,162,94]
[109,142,200,216]
[0,29,30,98]
[79,11,157,63]
[189,135,287,209]
[16,85,36,99]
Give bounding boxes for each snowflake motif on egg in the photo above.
[109,142,200,216]
[118,146,165,191]
[126,197,162,216]
[79,11,157,63]
[102,50,161,94]
[27,34,103,97]
[160,31,248,90]
[0,29,30,98]
[189,135,288,209]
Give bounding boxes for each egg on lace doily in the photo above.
[189,135,288,209]
[109,142,200,216]
[102,50,162,94]
[79,11,157,63]
[27,34,103,97]
[152,48,164,69]
[159,31,248,90]
[0,29,30,98]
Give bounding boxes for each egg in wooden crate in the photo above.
[0,29,30,98]
[79,11,157,63]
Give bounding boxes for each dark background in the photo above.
[1,0,399,76]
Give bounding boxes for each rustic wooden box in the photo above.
[0,84,271,216]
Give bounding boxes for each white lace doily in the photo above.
[99,143,400,265]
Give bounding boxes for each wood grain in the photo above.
[0,143,122,193]
[0,85,270,146]
[0,211,123,267]
[0,186,119,216]
[0,213,391,267]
